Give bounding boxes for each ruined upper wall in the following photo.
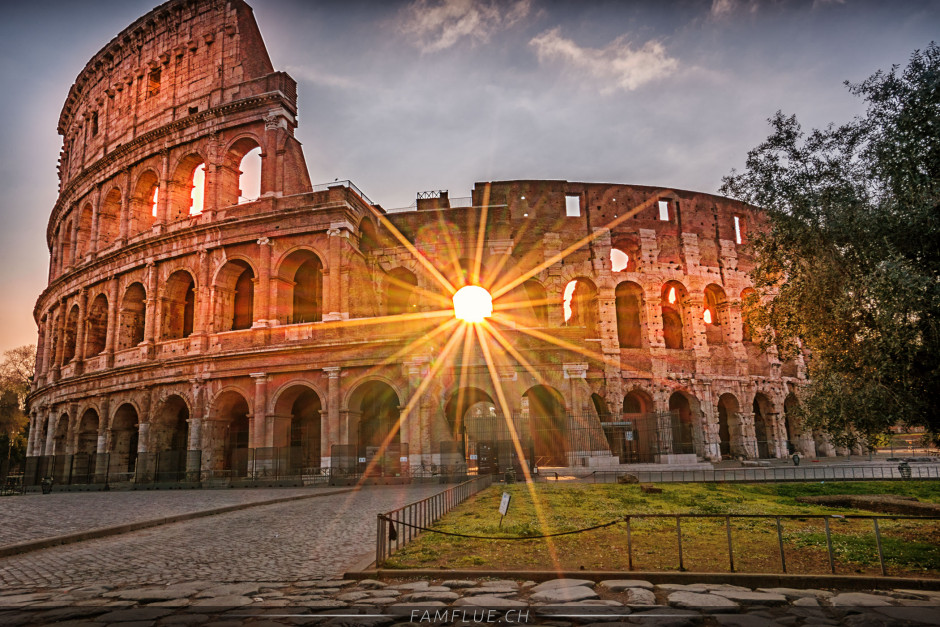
[57,0,278,188]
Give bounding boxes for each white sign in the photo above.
[358,457,366,463]
[626,432,634,441]
[469,454,478,460]
[399,456,408,462]
[499,492,512,516]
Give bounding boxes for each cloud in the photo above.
[709,0,761,18]
[529,28,678,92]
[284,65,363,91]
[398,0,531,53]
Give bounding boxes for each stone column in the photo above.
[191,249,211,351]
[69,212,80,268]
[105,277,119,367]
[44,412,57,457]
[88,185,101,257]
[324,223,350,321]
[74,288,88,373]
[323,367,341,466]
[253,237,272,327]
[143,261,157,356]
[249,373,269,450]
[25,411,37,457]
[187,379,204,476]
[261,113,281,196]
[94,398,110,480]
[154,148,170,230]
[118,169,131,243]
[53,299,67,378]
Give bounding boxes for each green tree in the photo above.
[721,44,940,448]
[0,345,36,468]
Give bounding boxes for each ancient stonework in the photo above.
[27,0,834,484]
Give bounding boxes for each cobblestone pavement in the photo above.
[1,487,343,547]
[0,484,442,588]
[0,576,937,625]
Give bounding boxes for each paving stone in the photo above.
[301,599,349,609]
[658,584,708,592]
[0,593,54,605]
[793,597,820,607]
[462,587,519,596]
[532,579,596,593]
[698,584,752,592]
[453,595,528,608]
[98,607,176,622]
[336,591,371,602]
[667,591,739,612]
[622,588,657,606]
[33,606,111,622]
[709,590,788,606]
[757,588,832,599]
[598,580,655,592]
[829,593,893,607]
[368,589,400,597]
[871,606,940,625]
[195,583,262,598]
[396,582,430,591]
[400,591,460,603]
[109,587,186,602]
[441,580,478,588]
[531,586,600,603]
[364,597,399,606]
[893,589,940,600]
[190,596,255,607]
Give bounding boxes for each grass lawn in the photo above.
[384,481,940,577]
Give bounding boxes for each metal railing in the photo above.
[312,179,374,206]
[376,474,493,567]
[536,464,940,483]
[621,513,940,576]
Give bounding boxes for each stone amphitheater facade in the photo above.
[26,0,833,483]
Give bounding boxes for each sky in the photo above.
[0,0,936,356]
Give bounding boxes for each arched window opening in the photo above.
[661,282,687,350]
[76,203,94,260]
[131,172,159,235]
[212,391,250,476]
[704,284,727,345]
[85,294,108,356]
[386,268,418,316]
[52,413,69,457]
[611,249,629,272]
[563,278,599,335]
[118,282,147,350]
[350,382,401,474]
[668,392,696,455]
[73,408,99,482]
[62,305,79,363]
[753,394,774,459]
[293,258,323,324]
[524,385,567,467]
[523,280,549,326]
[60,220,73,268]
[717,393,744,459]
[110,404,140,474]
[169,155,205,221]
[233,266,255,330]
[162,271,196,340]
[287,388,321,472]
[615,281,644,348]
[238,147,262,204]
[149,395,189,480]
[98,187,122,247]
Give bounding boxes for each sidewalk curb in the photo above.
[0,487,357,559]
[345,569,940,591]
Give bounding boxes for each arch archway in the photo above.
[618,389,655,462]
[667,391,699,455]
[273,385,323,473]
[219,137,263,207]
[110,404,140,475]
[76,203,94,259]
[444,387,502,473]
[349,381,401,475]
[210,390,251,477]
[277,250,323,324]
[524,385,567,467]
[85,294,108,356]
[704,284,728,345]
[62,305,80,363]
[74,408,99,483]
[150,395,190,479]
[162,270,196,340]
[615,281,644,348]
[130,172,158,236]
[753,393,775,458]
[563,277,599,336]
[386,267,418,316]
[717,393,744,459]
[661,282,689,349]
[169,154,206,220]
[118,283,146,350]
[214,260,255,331]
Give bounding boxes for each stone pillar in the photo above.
[187,379,204,476]
[44,413,57,456]
[323,367,341,466]
[142,261,157,355]
[249,373,269,449]
[118,168,131,243]
[191,249,211,351]
[74,288,88,372]
[69,212,80,268]
[25,411,37,458]
[105,277,119,366]
[94,397,110,479]
[155,148,170,229]
[324,224,349,321]
[253,237,272,327]
[737,411,758,459]
[261,113,281,197]
[53,299,67,378]
[88,185,101,257]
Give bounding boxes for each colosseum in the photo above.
[25,0,835,487]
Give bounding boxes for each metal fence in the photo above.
[620,513,940,576]
[535,463,940,483]
[375,474,493,567]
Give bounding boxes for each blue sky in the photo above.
[0,0,937,355]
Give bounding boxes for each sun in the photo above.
[452,285,493,323]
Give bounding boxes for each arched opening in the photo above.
[118,283,147,350]
[444,387,502,473]
[523,280,549,326]
[615,281,644,348]
[611,237,639,272]
[150,395,190,480]
[667,392,698,455]
[74,408,99,483]
[661,281,688,349]
[358,218,379,257]
[52,413,69,456]
[273,386,322,474]
[717,393,744,459]
[610,248,629,272]
[218,138,262,207]
[60,219,73,268]
[214,260,255,331]
[704,284,727,345]
[784,393,802,456]
[563,278,599,336]
[386,267,418,316]
[131,172,159,235]
[524,385,567,467]
[98,187,122,247]
[162,270,196,340]
[276,250,323,324]
[110,404,140,475]
[85,294,108,356]
[350,381,401,475]
[617,389,656,463]
[76,203,94,260]
[62,305,80,363]
[211,391,250,477]
[753,393,774,459]
[169,154,206,220]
